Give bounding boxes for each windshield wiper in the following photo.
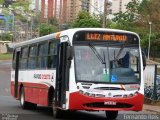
[89,43,105,65]
[115,43,127,60]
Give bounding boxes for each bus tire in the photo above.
[105,111,118,120]
[20,87,37,109]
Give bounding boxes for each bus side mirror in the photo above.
[67,46,73,60]
[142,52,146,70]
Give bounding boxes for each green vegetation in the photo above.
[39,17,59,36]
[111,0,160,49]
[0,0,3,4]
[0,32,13,41]
[39,23,59,36]
[0,53,12,60]
[72,11,101,28]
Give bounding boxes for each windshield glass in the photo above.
[74,44,140,84]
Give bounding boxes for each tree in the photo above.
[11,0,31,12]
[72,11,101,28]
[111,0,160,54]
[70,0,160,59]
[136,0,160,51]
[112,0,140,31]
[39,23,58,36]
[48,17,59,26]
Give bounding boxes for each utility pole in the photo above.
[102,0,107,28]
[148,21,152,60]
[31,16,33,39]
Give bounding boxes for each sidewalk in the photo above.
[143,104,160,114]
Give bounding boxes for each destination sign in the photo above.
[73,31,139,44]
[86,33,127,42]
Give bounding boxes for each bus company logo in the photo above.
[34,73,54,80]
[108,92,112,96]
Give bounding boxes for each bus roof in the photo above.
[14,28,139,48]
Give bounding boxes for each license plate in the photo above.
[104,101,117,105]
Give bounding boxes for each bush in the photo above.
[0,33,13,41]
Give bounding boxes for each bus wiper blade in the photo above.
[89,43,105,65]
[115,43,127,60]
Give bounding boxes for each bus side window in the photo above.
[48,41,57,69]
[12,50,16,69]
[28,45,37,69]
[20,47,28,69]
[37,42,48,69]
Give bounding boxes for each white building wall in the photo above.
[90,0,105,15]
[109,0,132,19]
[29,0,41,12]
[90,0,132,19]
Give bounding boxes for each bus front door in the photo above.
[55,42,69,109]
[14,50,20,98]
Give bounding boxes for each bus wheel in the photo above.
[20,87,37,109]
[105,111,118,120]
[20,87,28,109]
[52,101,62,118]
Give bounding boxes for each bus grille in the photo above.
[83,102,133,108]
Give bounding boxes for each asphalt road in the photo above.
[0,60,159,120]
[0,60,11,96]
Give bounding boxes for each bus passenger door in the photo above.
[14,49,20,98]
[55,42,70,109]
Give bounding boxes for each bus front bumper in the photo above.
[69,91,144,111]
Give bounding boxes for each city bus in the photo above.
[11,28,145,120]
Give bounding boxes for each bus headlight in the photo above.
[123,94,128,98]
[84,92,90,96]
[79,90,84,94]
[89,93,95,97]
[134,91,139,96]
[129,94,133,97]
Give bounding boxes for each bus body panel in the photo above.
[11,70,56,106]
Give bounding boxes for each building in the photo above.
[90,0,132,19]
[41,0,65,23]
[81,0,90,12]
[108,0,132,19]
[90,0,105,15]
[66,0,91,23]
[41,0,91,24]
[66,0,80,23]
[59,0,67,24]
[40,0,132,24]
[41,0,54,22]
[29,0,41,12]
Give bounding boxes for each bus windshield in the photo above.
[74,44,141,84]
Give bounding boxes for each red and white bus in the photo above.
[11,28,145,119]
